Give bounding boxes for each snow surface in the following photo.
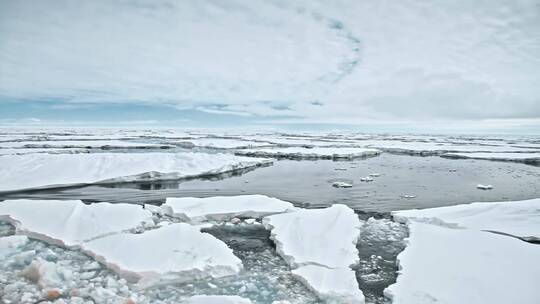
[174,137,273,149]
[442,152,540,163]
[164,195,296,221]
[263,204,364,303]
[385,222,540,304]
[0,152,271,191]
[0,200,153,247]
[236,147,380,159]
[1,140,172,149]
[184,295,253,304]
[82,223,243,286]
[393,198,540,239]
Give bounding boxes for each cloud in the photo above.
[0,0,539,130]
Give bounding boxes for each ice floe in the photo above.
[441,152,540,164]
[361,140,539,155]
[385,222,540,304]
[476,184,493,190]
[263,204,364,303]
[332,181,353,188]
[236,147,380,160]
[174,138,273,149]
[0,200,153,247]
[164,195,296,221]
[0,152,271,191]
[392,198,540,239]
[82,223,243,286]
[1,140,173,149]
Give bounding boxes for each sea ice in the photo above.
[0,200,153,247]
[236,147,380,160]
[1,140,173,149]
[0,152,271,191]
[184,295,253,304]
[164,195,296,221]
[81,223,243,286]
[441,152,540,164]
[392,198,540,239]
[332,181,353,188]
[385,222,540,304]
[476,184,493,190]
[174,137,273,149]
[263,204,364,303]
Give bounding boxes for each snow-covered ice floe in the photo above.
[0,152,272,192]
[164,195,296,221]
[441,152,540,165]
[236,147,380,160]
[362,140,539,155]
[82,223,243,286]
[263,204,365,303]
[392,198,540,240]
[1,140,174,149]
[174,137,273,149]
[386,199,540,304]
[0,199,153,247]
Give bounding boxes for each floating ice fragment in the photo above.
[332,181,353,188]
[360,176,374,182]
[476,184,493,190]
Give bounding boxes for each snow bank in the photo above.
[263,205,364,303]
[165,195,296,221]
[0,199,153,247]
[82,223,243,286]
[385,222,540,304]
[236,147,380,160]
[184,295,253,304]
[393,198,540,239]
[441,152,540,164]
[0,152,272,191]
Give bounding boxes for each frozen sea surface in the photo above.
[1,129,539,303]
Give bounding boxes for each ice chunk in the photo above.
[236,147,380,160]
[360,176,374,182]
[392,198,540,239]
[0,200,153,247]
[0,152,271,191]
[164,195,296,221]
[81,223,243,286]
[20,258,64,289]
[332,181,353,188]
[184,295,253,304]
[385,222,540,304]
[175,138,273,149]
[0,235,29,258]
[263,205,364,303]
[476,184,493,190]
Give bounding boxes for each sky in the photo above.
[1,0,540,133]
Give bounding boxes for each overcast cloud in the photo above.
[1,0,539,131]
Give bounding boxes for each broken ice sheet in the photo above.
[236,147,380,160]
[263,204,365,303]
[0,152,271,192]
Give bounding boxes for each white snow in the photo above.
[184,295,253,304]
[263,204,364,303]
[0,152,271,191]
[385,222,540,304]
[81,223,243,286]
[0,200,153,247]
[236,147,380,159]
[292,265,364,304]
[392,198,540,239]
[442,152,540,163]
[164,195,296,221]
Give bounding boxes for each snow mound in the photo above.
[441,152,540,164]
[392,198,540,239]
[385,222,540,304]
[184,295,253,304]
[0,152,272,192]
[0,199,153,247]
[236,147,380,160]
[82,223,243,287]
[164,195,296,221]
[263,204,364,303]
